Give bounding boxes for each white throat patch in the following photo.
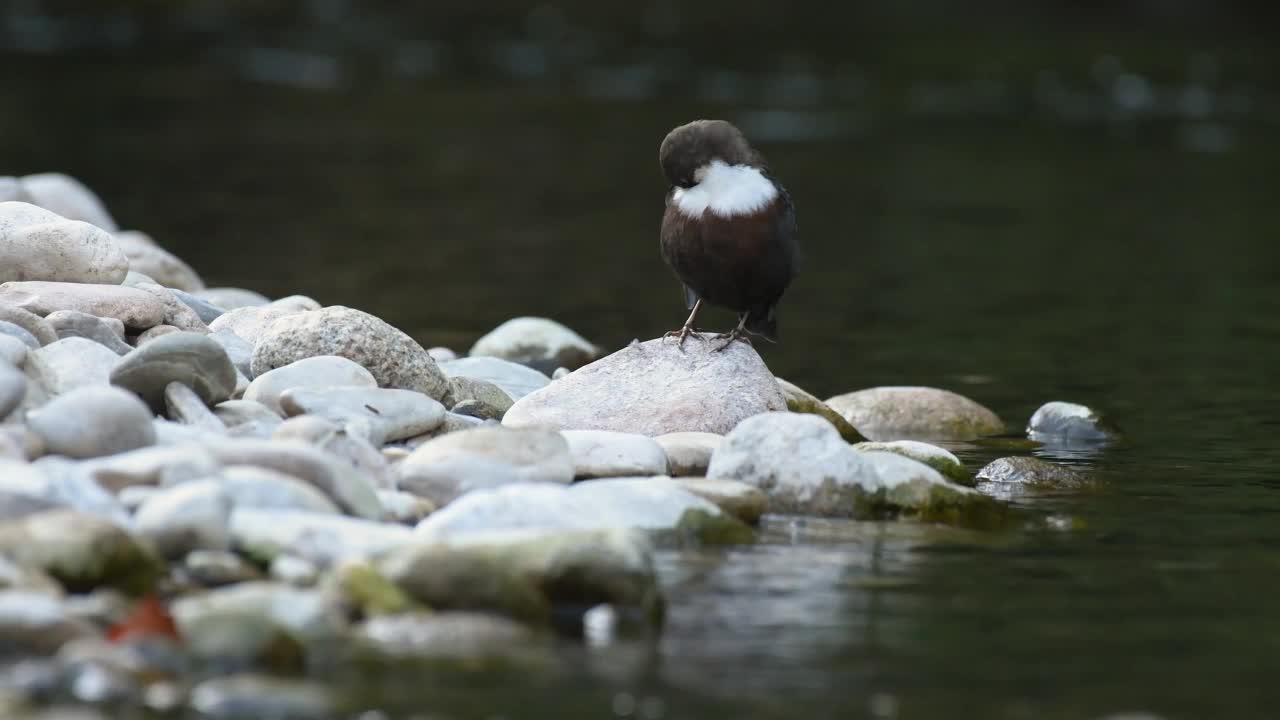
[673,160,777,218]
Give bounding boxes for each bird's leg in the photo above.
[712,313,752,352]
[662,299,705,348]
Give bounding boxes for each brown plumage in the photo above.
[658,120,799,346]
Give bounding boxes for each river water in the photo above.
[4,4,1280,718]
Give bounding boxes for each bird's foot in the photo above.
[711,328,751,352]
[662,325,703,349]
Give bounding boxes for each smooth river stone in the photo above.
[133,480,233,559]
[134,282,209,333]
[560,430,669,479]
[46,310,132,355]
[654,432,723,476]
[1026,401,1122,444]
[171,288,226,325]
[252,306,451,403]
[0,303,57,345]
[825,386,1005,442]
[110,332,237,411]
[113,230,205,292]
[0,509,162,593]
[208,304,302,347]
[17,173,118,231]
[0,281,166,329]
[0,334,27,368]
[212,465,342,515]
[204,438,381,520]
[394,426,574,507]
[27,385,156,459]
[244,355,376,415]
[468,316,599,372]
[502,336,786,436]
[193,287,270,310]
[280,386,446,445]
[26,337,122,395]
[438,356,549,401]
[0,201,128,284]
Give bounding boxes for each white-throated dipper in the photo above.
[658,119,799,350]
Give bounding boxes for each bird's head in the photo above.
[659,119,762,189]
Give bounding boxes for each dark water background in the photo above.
[5,2,1280,718]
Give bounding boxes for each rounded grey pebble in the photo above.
[0,362,27,419]
[47,310,133,355]
[0,319,39,349]
[0,333,28,367]
[0,303,57,345]
[171,288,225,324]
[27,385,157,459]
[111,331,237,411]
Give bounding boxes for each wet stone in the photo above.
[825,386,1004,442]
[854,440,971,486]
[976,455,1090,490]
[1027,401,1122,445]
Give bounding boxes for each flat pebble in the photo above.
[0,281,167,329]
[280,386,445,445]
[46,310,132,355]
[244,355,375,415]
[112,230,204,292]
[561,429,669,479]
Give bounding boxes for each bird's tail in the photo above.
[744,305,778,342]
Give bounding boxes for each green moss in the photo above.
[777,378,867,443]
[331,561,423,617]
[672,508,755,545]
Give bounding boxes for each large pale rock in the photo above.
[26,337,121,395]
[1026,401,1122,444]
[655,431,722,476]
[0,202,128,284]
[280,386,445,445]
[468,316,599,372]
[672,477,768,525]
[561,430,668,479]
[825,386,1004,441]
[414,477,745,543]
[394,426,573,506]
[110,332,236,411]
[17,173,118,231]
[975,456,1090,490]
[230,508,412,567]
[0,281,166,329]
[439,356,549,400]
[380,527,662,625]
[212,465,343,515]
[707,412,1007,527]
[112,230,204,292]
[502,336,786,435]
[252,306,450,402]
[0,509,162,593]
[244,356,376,415]
[27,386,156,459]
